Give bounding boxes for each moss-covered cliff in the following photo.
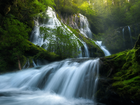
[0,40,60,72]
[57,13,104,57]
[97,35,140,105]
[67,26,105,57]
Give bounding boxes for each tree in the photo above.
[40,25,81,58]
[0,15,31,70]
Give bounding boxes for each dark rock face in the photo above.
[97,38,140,105]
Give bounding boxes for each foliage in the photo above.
[0,0,56,72]
[54,0,140,35]
[54,0,79,14]
[40,25,81,58]
[0,15,31,71]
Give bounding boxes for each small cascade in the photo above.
[95,41,111,56]
[30,7,62,47]
[30,19,44,46]
[122,28,125,47]
[0,58,100,105]
[128,26,133,47]
[79,14,93,38]
[23,59,30,69]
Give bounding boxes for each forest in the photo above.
[0,0,140,105]
[1,0,140,70]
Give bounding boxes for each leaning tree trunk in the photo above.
[134,34,140,49]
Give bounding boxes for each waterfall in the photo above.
[79,14,93,38]
[95,41,111,56]
[30,7,89,57]
[128,26,133,47]
[0,6,113,105]
[0,58,100,105]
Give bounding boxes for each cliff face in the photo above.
[57,13,105,57]
[59,14,80,29]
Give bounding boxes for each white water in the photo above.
[128,26,133,47]
[30,7,90,57]
[95,41,111,56]
[79,14,93,38]
[0,58,100,105]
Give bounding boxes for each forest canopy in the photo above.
[53,0,140,33]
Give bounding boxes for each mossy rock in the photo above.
[99,42,140,103]
[98,35,140,104]
[25,41,60,61]
[0,41,60,72]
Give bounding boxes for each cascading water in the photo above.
[77,13,110,56]
[0,6,112,105]
[79,14,93,39]
[128,26,133,47]
[0,58,100,105]
[95,41,111,56]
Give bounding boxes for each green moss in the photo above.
[28,20,35,29]
[112,76,140,99]
[25,41,60,61]
[104,47,140,99]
